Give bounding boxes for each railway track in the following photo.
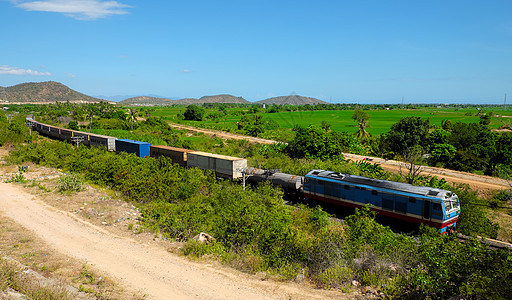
[457,234,512,250]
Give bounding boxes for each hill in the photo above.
[119,94,250,106]
[257,95,328,105]
[0,81,105,104]
[174,94,250,105]
[119,96,173,105]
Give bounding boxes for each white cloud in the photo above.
[179,69,192,73]
[0,65,51,76]
[13,0,131,20]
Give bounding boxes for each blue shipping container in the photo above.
[115,139,151,157]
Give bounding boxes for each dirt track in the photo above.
[0,182,348,300]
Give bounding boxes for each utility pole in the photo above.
[402,96,404,106]
[505,93,507,107]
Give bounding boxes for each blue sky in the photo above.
[1,0,511,103]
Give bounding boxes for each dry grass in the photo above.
[0,150,151,299]
[0,256,73,299]
[486,208,512,242]
[0,216,140,299]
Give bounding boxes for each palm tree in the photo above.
[355,119,371,140]
[84,105,96,130]
[352,109,370,141]
[127,108,139,130]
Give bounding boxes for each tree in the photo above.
[237,114,278,137]
[286,125,349,160]
[352,109,370,141]
[183,105,205,121]
[320,121,331,132]
[68,120,79,130]
[382,117,430,156]
[479,113,491,125]
[352,109,369,125]
[430,143,456,167]
[84,105,96,130]
[399,146,424,184]
[447,122,497,174]
[126,108,140,130]
[492,133,512,176]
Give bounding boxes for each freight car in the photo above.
[88,133,117,151]
[244,167,303,190]
[187,151,247,179]
[28,118,117,151]
[115,139,151,158]
[150,145,193,166]
[303,170,460,234]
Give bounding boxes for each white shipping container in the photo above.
[187,151,247,179]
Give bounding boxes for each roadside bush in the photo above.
[57,173,84,192]
[0,113,32,146]
[4,165,28,183]
[384,227,512,299]
[455,185,499,238]
[8,136,512,298]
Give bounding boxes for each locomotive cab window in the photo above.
[452,198,460,209]
[444,200,452,211]
[408,197,416,203]
[371,190,378,196]
[432,203,442,211]
[344,185,350,190]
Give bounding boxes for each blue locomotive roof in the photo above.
[306,170,453,200]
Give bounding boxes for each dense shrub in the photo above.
[57,173,84,192]
[7,129,512,298]
[0,113,32,146]
[384,227,512,299]
[286,125,352,160]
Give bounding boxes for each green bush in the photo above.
[8,137,512,298]
[57,173,84,192]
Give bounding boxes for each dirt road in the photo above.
[0,182,347,300]
[169,123,280,144]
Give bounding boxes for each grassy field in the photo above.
[144,106,512,136]
[264,108,488,135]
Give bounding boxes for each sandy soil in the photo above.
[0,181,352,300]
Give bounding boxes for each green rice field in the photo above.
[143,106,512,136]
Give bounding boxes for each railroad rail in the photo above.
[457,234,512,250]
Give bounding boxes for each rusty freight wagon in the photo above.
[150,145,194,166]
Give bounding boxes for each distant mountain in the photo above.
[97,94,176,102]
[0,81,105,103]
[257,95,328,105]
[119,96,174,105]
[119,94,250,105]
[174,94,250,105]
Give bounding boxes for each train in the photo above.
[25,117,460,233]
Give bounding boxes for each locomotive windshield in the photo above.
[444,195,460,211]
